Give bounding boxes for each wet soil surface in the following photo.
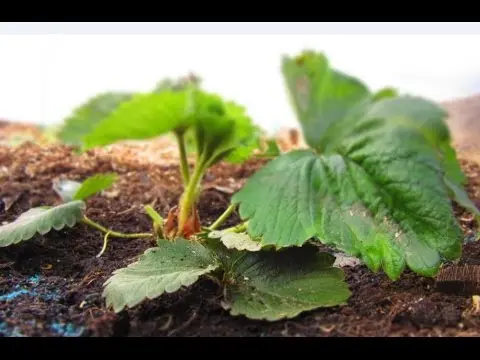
[2,143,480,337]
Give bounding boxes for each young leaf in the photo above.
[221,245,351,321]
[82,91,196,149]
[191,92,260,167]
[57,92,133,146]
[261,139,281,158]
[0,200,86,247]
[81,88,260,166]
[72,173,118,201]
[232,123,464,279]
[281,50,370,151]
[102,238,220,313]
[208,230,262,251]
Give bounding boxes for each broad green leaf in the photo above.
[82,88,260,165]
[232,50,472,279]
[221,245,351,321]
[0,201,86,247]
[82,91,196,149]
[72,173,118,201]
[364,95,472,213]
[102,238,220,313]
[281,50,370,151]
[282,51,470,202]
[57,92,133,146]
[208,230,262,251]
[232,135,463,279]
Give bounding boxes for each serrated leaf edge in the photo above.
[0,200,86,247]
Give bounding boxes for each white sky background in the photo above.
[1,23,480,134]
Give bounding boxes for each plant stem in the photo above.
[208,203,237,231]
[82,216,152,238]
[175,131,190,186]
[178,163,206,234]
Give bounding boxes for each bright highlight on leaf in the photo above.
[72,173,118,201]
[208,230,262,251]
[102,239,220,313]
[0,201,86,247]
[52,179,82,203]
[232,50,475,280]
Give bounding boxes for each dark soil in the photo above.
[2,142,480,337]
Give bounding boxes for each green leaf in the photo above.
[232,51,473,279]
[208,230,262,251]
[82,88,260,166]
[256,138,281,159]
[444,177,480,218]
[221,245,351,321]
[192,92,260,167]
[102,238,220,313]
[439,141,467,186]
[232,131,464,279]
[0,201,86,247]
[72,173,118,201]
[82,91,196,149]
[262,139,281,157]
[57,92,133,146]
[281,50,370,151]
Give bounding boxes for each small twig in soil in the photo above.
[116,205,141,216]
[97,231,112,258]
[158,314,174,331]
[167,309,198,336]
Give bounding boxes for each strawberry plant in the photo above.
[56,79,350,320]
[1,49,476,323]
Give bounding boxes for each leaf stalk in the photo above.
[208,203,237,231]
[175,130,191,186]
[82,215,152,239]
